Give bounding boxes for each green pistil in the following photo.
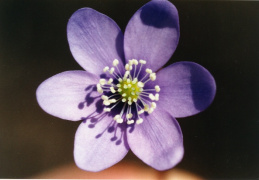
[118,79,142,102]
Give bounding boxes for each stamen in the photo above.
[103,66,109,72]
[98,59,160,125]
[99,79,106,85]
[136,118,143,124]
[155,85,160,92]
[150,73,156,81]
[139,60,146,64]
[110,87,116,93]
[113,59,119,66]
[107,78,113,84]
[109,67,115,74]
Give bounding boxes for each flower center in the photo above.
[117,78,142,104]
[96,59,160,125]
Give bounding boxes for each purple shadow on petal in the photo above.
[77,85,130,149]
[140,1,178,29]
[115,31,125,65]
[190,64,216,111]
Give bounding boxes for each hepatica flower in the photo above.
[36,0,216,172]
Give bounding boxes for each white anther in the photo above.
[110,87,116,93]
[123,84,128,89]
[113,59,119,66]
[116,118,123,123]
[103,66,109,72]
[97,84,103,93]
[150,73,156,81]
[148,107,154,114]
[127,78,130,83]
[101,95,108,100]
[118,88,122,92]
[125,64,131,71]
[133,98,137,102]
[155,93,159,101]
[128,84,132,88]
[146,68,152,74]
[139,88,143,92]
[124,71,130,79]
[107,78,113,84]
[139,60,146,64]
[149,94,155,101]
[137,82,144,88]
[138,109,144,114]
[109,99,116,103]
[128,97,132,101]
[109,67,115,74]
[131,92,135,95]
[128,60,133,65]
[99,79,106,85]
[104,108,111,112]
[122,93,126,97]
[155,85,160,92]
[118,78,122,82]
[97,88,103,93]
[132,59,138,65]
[114,114,120,120]
[128,101,132,105]
[151,102,157,109]
[122,98,126,102]
[116,84,121,87]
[127,120,134,125]
[103,100,110,106]
[126,113,133,119]
[144,104,149,111]
[136,118,143,124]
[132,78,138,84]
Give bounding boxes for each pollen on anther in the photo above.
[155,85,160,92]
[103,66,109,72]
[110,87,116,93]
[113,59,119,66]
[136,118,143,124]
[109,67,115,74]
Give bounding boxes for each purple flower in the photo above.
[36,0,216,172]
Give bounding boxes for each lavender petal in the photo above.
[127,110,184,171]
[124,0,179,71]
[36,71,101,121]
[67,8,125,75]
[154,61,216,118]
[74,117,129,172]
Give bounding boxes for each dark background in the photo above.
[0,0,258,179]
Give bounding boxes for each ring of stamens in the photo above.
[96,59,160,125]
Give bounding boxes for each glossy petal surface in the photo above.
[127,110,184,171]
[74,117,129,172]
[36,71,100,121]
[154,61,216,118]
[67,8,125,75]
[124,0,179,71]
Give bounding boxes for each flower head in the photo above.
[36,0,216,172]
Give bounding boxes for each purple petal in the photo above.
[36,71,101,121]
[67,8,125,75]
[74,116,129,172]
[154,61,216,118]
[124,0,179,71]
[127,110,184,171]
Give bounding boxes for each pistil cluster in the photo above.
[96,59,160,125]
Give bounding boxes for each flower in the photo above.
[36,0,216,172]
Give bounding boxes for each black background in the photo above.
[0,0,258,179]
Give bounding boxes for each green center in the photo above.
[118,79,142,102]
